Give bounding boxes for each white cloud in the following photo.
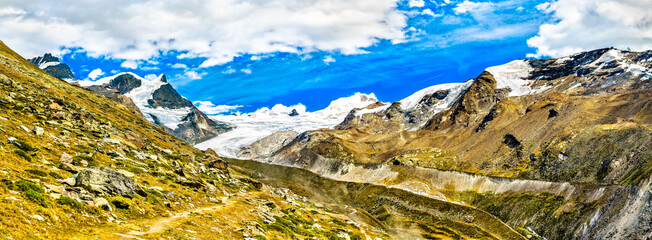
[241,68,252,74]
[193,101,242,115]
[185,70,206,80]
[323,56,336,64]
[87,68,104,80]
[222,68,236,74]
[171,63,187,69]
[421,9,442,17]
[0,1,408,66]
[408,0,425,8]
[453,1,494,14]
[528,0,652,57]
[120,60,139,69]
[144,74,158,80]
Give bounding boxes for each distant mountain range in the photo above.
[28,54,231,144]
[233,48,652,240]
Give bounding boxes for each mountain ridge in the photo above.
[237,47,652,239]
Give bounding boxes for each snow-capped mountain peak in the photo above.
[28,53,76,80]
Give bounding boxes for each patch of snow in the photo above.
[399,81,472,115]
[621,61,652,78]
[354,104,390,116]
[591,49,623,66]
[142,107,192,130]
[195,93,379,158]
[487,60,550,97]
[554,56,573,64]
[38,61,62,69]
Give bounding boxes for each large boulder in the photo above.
[75,167,135,198]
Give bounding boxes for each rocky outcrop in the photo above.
[75,167,135,198]
[28,53,76,80]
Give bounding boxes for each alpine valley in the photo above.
[0,42,651,240]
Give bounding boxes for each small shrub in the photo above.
[15,180,43,193]
[56,196,82,210]
[253,235,267,240]
[24,189,49,207]
[1,179,14,189]
[48,172,64,179]
[13,149,31,161]
[25,169,48,177]
[128,167,145,175]
[72,155,97,167]
[109,197,131,209]
[13,140,35,152]
[349,233,362,240]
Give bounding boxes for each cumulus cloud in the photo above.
[528,0,652,57]
[323,56,336,64]
[120,60,139,69]
[171,63,187,69]
[408,0,425,8]
[0,0,408,67]
[87,68,104,80]
[144,74,159,81]
[185,70,206,80]
[422,9,442,17]
[453,1,494,14]
[193,101,242,115]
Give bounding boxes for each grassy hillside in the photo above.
[0,41,383,239]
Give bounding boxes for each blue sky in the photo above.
[2,0,650,113]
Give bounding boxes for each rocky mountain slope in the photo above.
[240,48,652,239]
[0,40,385,239]
[28,54,231,144]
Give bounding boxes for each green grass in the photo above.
[13,149,31,161]
[56,197,82,210]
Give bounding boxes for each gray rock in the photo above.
[93,198,112,211]
[59,153,73,164]
[59,163,83,173]
[34,127,44,136]
[62,177,76,186]
[75,167,135,198]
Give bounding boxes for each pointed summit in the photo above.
[159,74,167,83]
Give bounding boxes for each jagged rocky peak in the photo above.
[77,72,231,144]
[108,73,142,94]
[148,78,194,109]
[28,53,59,66]
[28,53,76,80]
